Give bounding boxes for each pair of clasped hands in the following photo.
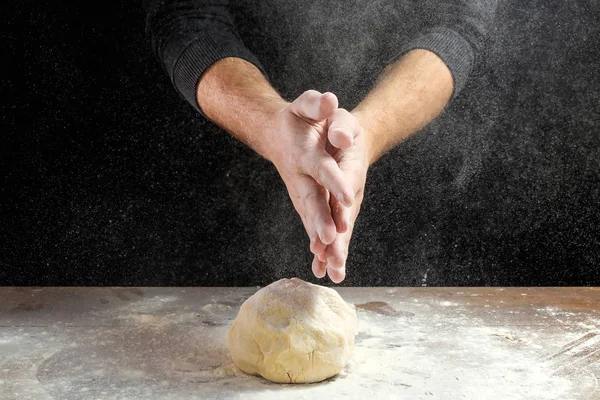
[266,90,370,284]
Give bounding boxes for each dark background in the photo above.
[1,1,599,286]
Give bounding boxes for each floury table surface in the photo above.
[1,287,599,399]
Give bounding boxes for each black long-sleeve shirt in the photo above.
[144,0,497,114]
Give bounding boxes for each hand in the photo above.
[312,110,370,283]
[266,90,357,258]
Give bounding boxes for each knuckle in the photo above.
[330,126,346,137]
[355,187,364,200]
[333,255,346,267]
[311,161,326,185]
[302,89,320,99]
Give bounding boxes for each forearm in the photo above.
[197,57,288,160]
[145,0,266,114]
[353,49,454,164]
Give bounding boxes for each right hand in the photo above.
[265,90,358,264]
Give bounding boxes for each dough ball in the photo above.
[228,277,357,383]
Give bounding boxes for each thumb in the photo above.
[289,90,338,122]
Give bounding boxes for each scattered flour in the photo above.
[2,289,598,400]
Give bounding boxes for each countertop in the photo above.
[1,287,599,399]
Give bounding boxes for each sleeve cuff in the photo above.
[393,27,475,98]
[172,34,266,115]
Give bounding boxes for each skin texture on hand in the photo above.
[270,95,367,283]
[196,50,454,284]
[268,90,354,252]
[196,59,358,278]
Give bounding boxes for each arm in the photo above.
[144,0,266,114]
[145,0,286,156]
[357,0,499,162]
[196,57,357,250]
[317,1,498,282]
[145,1,358,269]
[195,57,286,159]
[354,49,454,164]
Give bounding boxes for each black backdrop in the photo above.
[2,1,599,286]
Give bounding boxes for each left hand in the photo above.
[311,109,371,283]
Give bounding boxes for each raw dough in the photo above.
[228,277,357,383]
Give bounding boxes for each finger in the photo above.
[297,176,337,245]
[310,235,327,260]
[326,193,363,271]
[327,108,359,150]
[289,90,338,122]
[327,263,346,284]
[290,191,328,257]
[326,233,348,269]
[301,153,353,207]
[330,194,349,234]
[312,255,327,279]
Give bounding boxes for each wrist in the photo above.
[253,99,290,162]
[351,108,380,166]
[194,58,292,160]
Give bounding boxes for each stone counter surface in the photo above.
[1,287,599,399]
